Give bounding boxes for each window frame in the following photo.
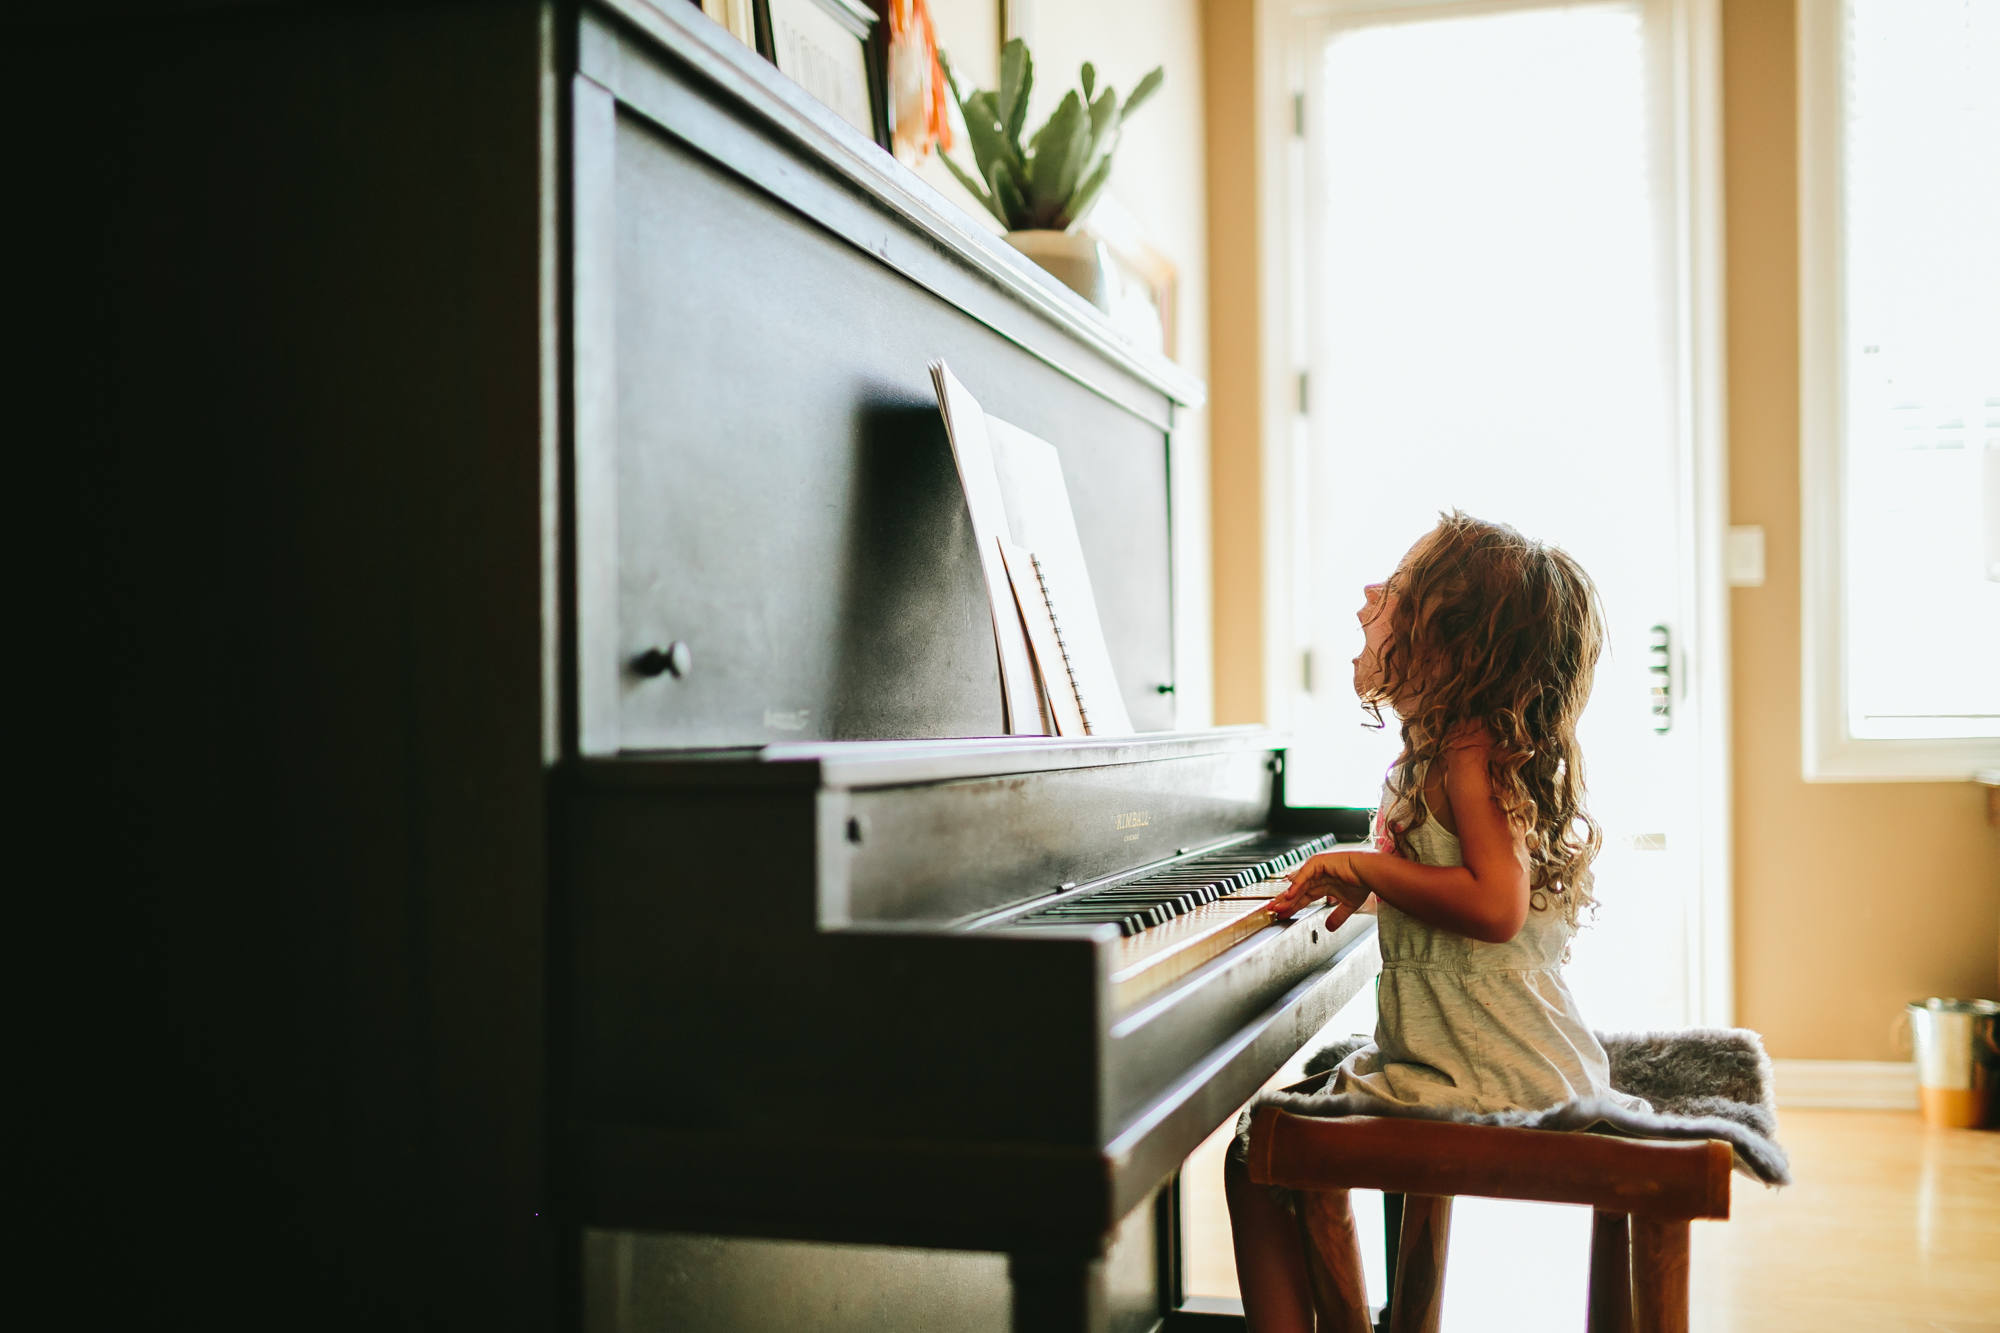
[1797,0,2000,781]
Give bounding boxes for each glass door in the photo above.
[1284,0,1705,1036]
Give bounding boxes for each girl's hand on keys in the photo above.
[1268,851,1369,919]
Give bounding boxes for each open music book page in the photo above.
[985,417,1135,735]
[929,362,1048,735]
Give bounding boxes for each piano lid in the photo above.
[598,727,1278,788]
[569,730,1301,926]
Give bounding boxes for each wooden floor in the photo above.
[1185,1107,2000,1332]
[1690,1109,2000,1333]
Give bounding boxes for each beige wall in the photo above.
[1201,0,1262,726]
[1722,0,2000,1061]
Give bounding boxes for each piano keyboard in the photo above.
[1004,834,1346,1009]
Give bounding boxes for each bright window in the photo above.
[1801,0,2000,777]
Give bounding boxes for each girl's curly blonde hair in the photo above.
[1366,512,1605,925]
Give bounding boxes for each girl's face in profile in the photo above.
[1353,580,1396,697]
[1354,539,1423,698]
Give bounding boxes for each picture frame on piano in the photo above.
[759,0,891,151]
[695,0,891,151]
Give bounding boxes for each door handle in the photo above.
[1648,624,1672,734]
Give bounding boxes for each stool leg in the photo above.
[1298,1190,1373,1333]
[1387,1194,1452,1333]
[1630,1216,1690,1333]
[1587,1210,1634,1333]
[1382,1192,1404,1328]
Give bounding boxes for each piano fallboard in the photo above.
[556,729,1379,1252]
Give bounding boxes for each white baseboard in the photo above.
[1772,1058,1918,1109]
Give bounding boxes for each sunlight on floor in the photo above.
[1690,1109,2000,1333]
[1186,1087,2000,1332]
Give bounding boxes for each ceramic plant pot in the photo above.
[1004,229,1113,312]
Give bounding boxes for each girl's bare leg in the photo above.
[1224,1149,1314,1333]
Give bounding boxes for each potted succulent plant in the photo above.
[939,39,1162,311]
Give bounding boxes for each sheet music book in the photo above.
[929,362,1048,735]
[986,419,1135,735]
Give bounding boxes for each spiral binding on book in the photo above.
[1031,551,1091,735]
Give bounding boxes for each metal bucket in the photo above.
[1907,998,2000,1128]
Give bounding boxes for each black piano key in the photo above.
[1142,877,1236,893]
[1090,887,1209,903]
[1153,886,1218,903]
[1105,879,1200,893]
[1057,905,1187,926]
[1021,917,1146,937]
[1086,885,1204,896]
[1142,899,1204,919]
[1022,913,1148,935]
[1171,885,1223,904]
[1102,903,1175,926]
[1136,872,1242,890]
[1082,898,1199,917]
[1028,905,1166,929]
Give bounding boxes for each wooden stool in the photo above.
[1244,1095,1732,1333]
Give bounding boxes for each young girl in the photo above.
[1227,512,1648,1330]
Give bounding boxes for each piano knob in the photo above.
[634,641,691,679]
[846,815,869,845]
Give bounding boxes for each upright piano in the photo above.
[556,6,1380,1330]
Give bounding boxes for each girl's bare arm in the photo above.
[1267,741,1531,943]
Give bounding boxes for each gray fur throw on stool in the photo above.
[1252,1027,1790,1186]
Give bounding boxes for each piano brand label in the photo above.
[1114,812,1150,830]
[762,708,810,731]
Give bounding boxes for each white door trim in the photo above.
[1676,0,1735,1028]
